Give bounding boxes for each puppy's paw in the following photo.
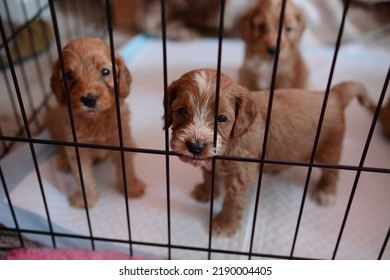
[191,182,220,202]
[56,154,70,172]
[69,190,98,208]
[121,177,146,198]
[311,189,336,206]
[191,183,211,202]
[212,213,239,237]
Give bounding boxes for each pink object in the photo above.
[5,248,146,260]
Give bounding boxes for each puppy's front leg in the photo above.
[115,150,146,198]
[212,161,258,236]
[192,167,221,202]
[67,148,99,208]
[213,175,247,236]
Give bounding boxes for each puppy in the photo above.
[239,0,308,90]
[45,37,145,208]
[166,68,373,236]
[136,0,257,40]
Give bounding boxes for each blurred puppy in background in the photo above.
[45,37,145,208]
[136,0,257,40]
[239,0,308,90]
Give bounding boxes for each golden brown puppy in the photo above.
[136,0,257,40]
[239,0,308,90]
[45,37,145,208]
[166,69,373,236]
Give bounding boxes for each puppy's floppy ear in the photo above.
[50,59,66,105]
[232,85,257,138]
[292,4,305,43]
[115,55,132,99]
[163,80,178,129]
[238,8,255,43]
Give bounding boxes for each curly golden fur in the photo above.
[239,0,308,90]
[45,37,145,208]
[166,69,373,236]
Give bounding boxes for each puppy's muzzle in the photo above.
[80,94,97,108]
[186,141,206,155]
[267,46,277,57]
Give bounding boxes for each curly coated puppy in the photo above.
[45,37,145,208]
[239,0,308,90]
[166,69,373,236]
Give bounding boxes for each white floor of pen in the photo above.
[1,35,389,259]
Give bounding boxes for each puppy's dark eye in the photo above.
[218,115,228,123]
[65,72,74,81]
[177,107,187,116]
[102,68,110,76]
[255,23,266,32]
[286,26,293,33]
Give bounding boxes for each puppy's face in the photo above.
[239,0,305,59]
[50,37,131,118]
[166,69,256,168]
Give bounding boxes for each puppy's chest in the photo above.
[244,57,274,89]
[73,120,118,145]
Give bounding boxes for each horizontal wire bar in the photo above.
[1,135,389,175]
[0,226,317,260]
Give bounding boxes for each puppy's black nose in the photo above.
[186,141,205,155]
[80,95,97,108]
[267,47,277,56]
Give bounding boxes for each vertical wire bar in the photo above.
[332,66,390,260]
[3,0,41,130]
[105,0,134,256]
[160,0,172,260]
[378,227,390,260]
[289,0,352,259]
[0,164,25,247]
[207,0,226,260]
[248,0,287,259]
[48,0,95,250]
[0,13,56,248]
[0,55,23,136]
[20,0,48,116]
[34,0,54,67]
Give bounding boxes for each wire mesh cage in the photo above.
[0,0,389,260]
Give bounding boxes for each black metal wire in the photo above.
[0,164,24,247]
[0,11,56,248]
[332,65,390,259]
[248,0,287,260]
[289,0,351,259]
[0,54,23,147]
[207,0,226,261]
[48,0,95,250]
[105,0,134,257]
[378,227,390,260]
[3,0,41,131]
[0,226,316,260]
[160,0,172,260]
[0,0,49,51]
